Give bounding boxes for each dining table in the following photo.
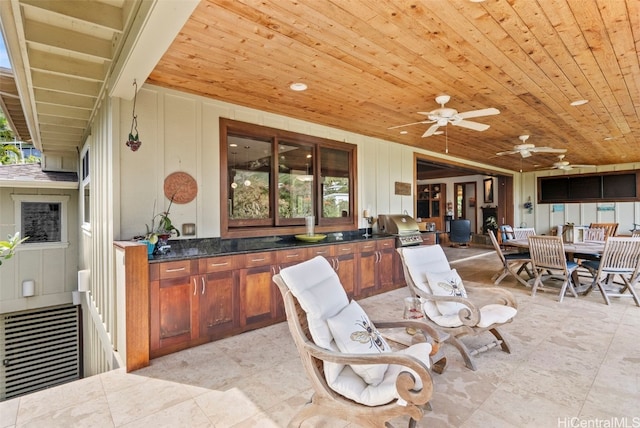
[503,238,606,294]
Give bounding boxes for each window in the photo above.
[538,171,639,203]
[11,195,70,249]
[221,119,356,238]
[81,148,90,227]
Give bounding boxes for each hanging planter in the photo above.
[125,80,142,151]
[524,197,533,214]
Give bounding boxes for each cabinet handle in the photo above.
[201,277,205,295]
[316,250,328,255]
[193,277,197,296]
[335,258,339,272]
[251,257,266,262]
[165,267,186,273]
[210,262,229,267]
[339,247,351,252]
[286,254,300,258]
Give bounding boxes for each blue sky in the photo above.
[1,35,11,68]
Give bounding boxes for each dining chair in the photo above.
[272,256,445,427]
[527,235,580,302]
[583,227,605,241]
[513,227,536,240]
[397,245,518,371]
[499,225,515,247]
[581,237,640,307]
[488,230,533,288]
[589,222,618,238]
[632,230,640,238]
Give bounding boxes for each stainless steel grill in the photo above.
[378,214,423,247]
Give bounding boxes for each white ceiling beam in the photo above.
[28,49,107,81]
[37,103,92,120]
[24,20,113,60]
[31,70,101,97]
[20,0,123,32]
[39,116,88,129]
[110,0,200,99]
[34,89,96,109]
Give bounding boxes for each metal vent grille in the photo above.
[1,305,81,401]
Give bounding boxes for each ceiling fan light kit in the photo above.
[496,134,567,159]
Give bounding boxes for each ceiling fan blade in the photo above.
[422,124,441,137]
[495,150,519,156]
[570,164,596,168]
[453,119,490,131]
[388,120,430,130]
[529,147,567,154]
[457,107,500,119]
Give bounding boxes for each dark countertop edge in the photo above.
[140,231,440,263]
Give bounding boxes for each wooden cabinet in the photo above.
[331,243,357,299]
[416,183,446,231]
[149,260,197,356]
[239,251,280,329]
[358,238,396,297]
[197,256,238,340]
[149,237,407,359]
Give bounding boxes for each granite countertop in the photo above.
[146,230,403,263]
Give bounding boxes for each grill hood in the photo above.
[378,214,420,235]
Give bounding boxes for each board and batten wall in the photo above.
[0,187,79,314]
[519,167,640,235]
[117,83,514,240]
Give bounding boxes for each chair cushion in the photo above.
[430,303,517,328]
[327,342,432,406]
[426,269,468,315]
[504,251,530,260]
[279,256,349,349]
[400,245,451,319]
[327,300,391,385]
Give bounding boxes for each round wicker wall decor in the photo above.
[163,171,197,204]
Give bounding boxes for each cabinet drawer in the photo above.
[359,241,377,252]
[376,239,395,251]
[198,255,237,273]
[421,233,436,245]
[243,251,276,268]
[277,248,307,264]
[158,260,193,279]
[334,243,357,255]
[307,245,334,258]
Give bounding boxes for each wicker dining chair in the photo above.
[512,227,536,240]
[589,222,618,238]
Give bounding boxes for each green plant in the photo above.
[145,198,180,244]
[0,232,28,265]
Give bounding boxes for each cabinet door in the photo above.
[199,270,237,339]
[358,241,377,297]
[239,252,277,328]
[150,261,196,354]
[333,243,356,298]
[198,256,238,339]
[376,239,396,291]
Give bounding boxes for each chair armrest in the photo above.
[464,285,518,309]
[301,339,433,406]
[373,319,449,355]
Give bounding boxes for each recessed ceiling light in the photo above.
[400,130,408,135]
[603,136,615,141]
[570,99,589,106]
[289,82,308,91]
[229,143,237,147]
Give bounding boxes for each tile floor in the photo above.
[1,248,639,427]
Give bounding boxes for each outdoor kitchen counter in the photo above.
[145,230,397,263]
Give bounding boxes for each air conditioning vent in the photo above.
[1,305,81,401]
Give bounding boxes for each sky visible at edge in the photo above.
[1,36,11,68]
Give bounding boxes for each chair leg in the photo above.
[446,335,477,371]
[489,328,512,354]
[594,280,612,306]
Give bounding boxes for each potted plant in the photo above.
[144,198,180,254]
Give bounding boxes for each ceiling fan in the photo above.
[537,155,596,171]
[388,94,500,137]
[496,135,567,158]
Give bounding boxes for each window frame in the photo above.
[11,194,70,250]
[80,146,91,231]
[220,118,358,239]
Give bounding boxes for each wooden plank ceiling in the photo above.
[148,0,640,173]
